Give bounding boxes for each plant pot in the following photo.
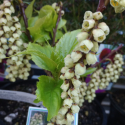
[79,99,107,125]
[108,90,125,125]
[0,79,43,125]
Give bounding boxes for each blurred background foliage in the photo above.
[1,0,124,52]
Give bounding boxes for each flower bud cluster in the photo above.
[0,0,31,82]
[52,2,64,16]
[85,68,103,102]
[48,11,110,125]
[30,113,43,125]
[85,53,124,102]
[110,0,125,13]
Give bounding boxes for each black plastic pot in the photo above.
[95,99,107,125]
[0,79,38,90]
[79,99,107,125]
[108,91,125,125]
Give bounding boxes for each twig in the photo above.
[91,45,123,68]
[97,0,110,12]
[18,0,33,42]
[52,5,63,46]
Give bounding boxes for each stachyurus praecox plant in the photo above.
[47,9,124,125]
[0,0,124,125]
[0,0,31,82]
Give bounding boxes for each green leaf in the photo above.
[55,29,81,59]
[27,43,53,58]
[28,16,39,27]
[63,25,67,33]
[55,30,63,42]
[25,0,35,19]
[58,19,67,29]
[27,43,62,78]
[28,5,57,43]
[20,33,29,43]
[36,76,63,121]
[81,68,97,77]
[33,99,40,103]
[20,50,57,72]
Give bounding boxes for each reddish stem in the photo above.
[18,0,33,42]
[91,45,123,68]
[52,5,63,46]
[97,0,110,12]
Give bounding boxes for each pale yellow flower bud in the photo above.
[64,55,74,68]
[79,39,93,53]
[3,26,10,33]
[63,98,73,108]
[110,0,120,7]
[65,69,74,79]
[6,15,12,21]
[91,41,99,52]
[61,92,68,99]
[0,54,6,59]
[15,23,21,30]
[2,44,8,50]
[82,19,95,30]
[10,5,15,13]
[16,30,22,36]
[0,30,4,36]
[9,37,15,44]
[71,51,82,63]
[59,106,68,115]
[98,22,110,35]
[84,11,93,19]
[12,16,19,22]
[52,3,57,9]
[75,63,86,75]
[60,81,69,92]
[61,67,68,74]
[0,4,5,10]
[72,78,82,88]
[10,26,16,32]
[76,32,89,42]
[115,5,125,13]
[4,8,11,15]
[0,11,4,18]
[0,18,7,25]
[4,1,11,7]
[92,29,106,43]
[66,113,74,122]
[86,52,97,65]
[93,11,103,20]
[13,33,19,40]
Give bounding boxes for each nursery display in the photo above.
[0,0,125,125]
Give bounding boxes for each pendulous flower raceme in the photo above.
[48,10,111,125]
[110,0,125,13]
[85,53,124,103]
[0,0,31,82]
